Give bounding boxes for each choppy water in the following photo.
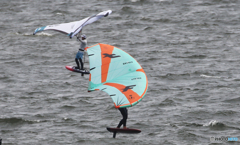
[1,0,240,144]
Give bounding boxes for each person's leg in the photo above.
[75,51,81,69]
[122,108,128,128]
[117,108,128,128]
[117,119,123,128]
[79,58,84,70]
[79,51,84,70]
[75,58,80,69]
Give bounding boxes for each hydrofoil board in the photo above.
[65,66,90,74]
[106,127,141,134]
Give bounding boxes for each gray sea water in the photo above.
[1,0,240,144]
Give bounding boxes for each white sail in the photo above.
[33,10,112,38]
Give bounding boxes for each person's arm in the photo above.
[78,37,83,43]
[76,30,83,41]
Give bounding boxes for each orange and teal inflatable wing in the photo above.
[85,43,148,108]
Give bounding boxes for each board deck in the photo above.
[106,127,141,134]
[65,66,90,74]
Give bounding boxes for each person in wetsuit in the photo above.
[75,33,87,70]
[117,108,128,129]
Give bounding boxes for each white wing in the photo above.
[33,10,112,38]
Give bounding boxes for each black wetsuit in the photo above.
[117,108,128,128]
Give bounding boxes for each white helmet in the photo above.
[81,34,86,39]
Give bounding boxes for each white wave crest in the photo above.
[56,13,63,15]
[200,74,221,79]
[15,32,53,37]
[35,32,53,36]
[203,120,219,127]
